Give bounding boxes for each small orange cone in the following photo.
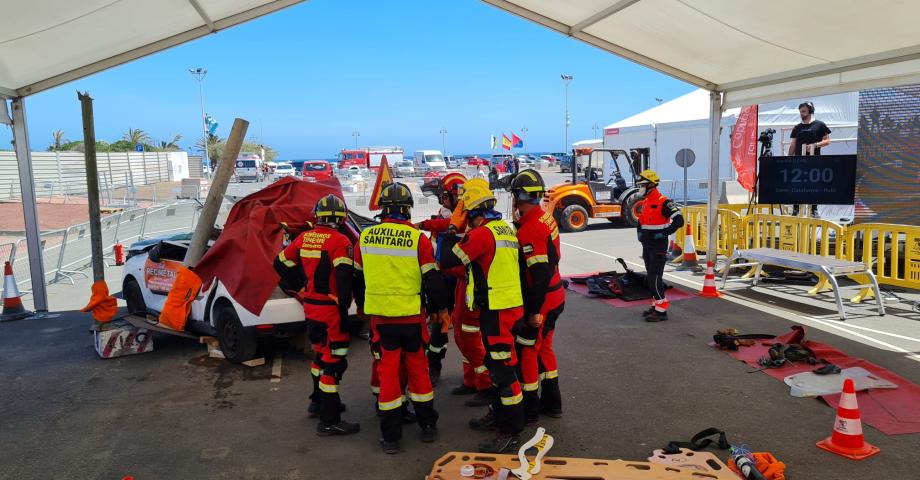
[666,232,682,261]
[676,224,702,272]
[0,261,33,322]
[698,261,722,298]
[816,378,880,460]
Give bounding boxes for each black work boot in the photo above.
[465,391,492,407]
[641,306,657,318]
[310,402,346,419]
[316,420,360,436]
[478,434,521,453]
[420,425,438,443]
[469,410,498,431]
[645,310,668,322]
[380,438,399,454]
[402,405,417,424]
[451,384,477,396]
[429,365,442,387]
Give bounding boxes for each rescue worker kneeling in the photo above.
[353,182,449,454]
[441,178,526,454]
[510,170,565,422]
[635,169,684,322]
[274,194,359,435]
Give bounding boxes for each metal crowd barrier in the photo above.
[743,214,845,258]
[5,201,200,293]
[674,205,746,257]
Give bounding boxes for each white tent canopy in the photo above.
[0,0,304,97]
[481,0,920,107]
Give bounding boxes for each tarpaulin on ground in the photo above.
[564,273,693,308]
[720,326,920,435]
[195,177,344,316]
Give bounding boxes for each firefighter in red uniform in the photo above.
[441,178,526,454]
[418,174,492,406]
[510,169,564,422]
[636,169,684,322]
[274,194,359,435]
[353,182,450,454]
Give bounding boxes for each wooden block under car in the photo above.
[94,319,153,359]
[241,358,266,367]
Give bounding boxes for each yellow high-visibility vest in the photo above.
[360,222,423,316]
[466,219,523,310]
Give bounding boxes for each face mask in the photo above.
[638,186,648,196]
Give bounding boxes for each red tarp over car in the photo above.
[195,176,350,315]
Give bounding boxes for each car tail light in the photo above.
[255,324,274,332]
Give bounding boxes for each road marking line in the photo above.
[561,241,920,360]
[271,355,282,383]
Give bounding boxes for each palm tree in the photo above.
[51,130,66,151]
[196,134,225,162]
[122,128,152,146]
[158,133,182,151]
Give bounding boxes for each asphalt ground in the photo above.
[3,173,919,479]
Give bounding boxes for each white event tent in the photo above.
[483,0,920,262]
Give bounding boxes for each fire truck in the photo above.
[337,146,405,170]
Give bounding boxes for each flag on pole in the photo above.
[501,134,512,150]
[368,155,394,211]
[511,133,523,148]
[490,135,497,149]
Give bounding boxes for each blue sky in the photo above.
[3,0,694,159]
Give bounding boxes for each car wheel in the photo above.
[560,204,589,233]
[216,304,258,363]
[123,277,146,315]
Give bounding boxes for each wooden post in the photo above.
[184,118,248,267]
[78,92,105,282]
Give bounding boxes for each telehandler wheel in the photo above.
[560,204,589,233]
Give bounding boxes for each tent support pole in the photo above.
[10,97,48,311]
[706,91,722,267]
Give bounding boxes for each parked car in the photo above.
[444,155,460,168]
[467,156,489,167]
[517,156,535,168]
[302,161,335,182]
[273,162,296,178]
[121,181,373,363]
[540,154,557,164]
[393,160,416,177]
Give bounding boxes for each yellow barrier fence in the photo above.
[673,206,744,258]
[845,223,920,302]
[743,214,846,257]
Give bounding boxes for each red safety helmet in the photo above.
[441,172,467,195]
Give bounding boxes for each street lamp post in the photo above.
[188,68,209,172]
[352,130,360,150]
[592,123,599,140]
[561,74,573,183]
[521,126,528,149]
[561,74,573,154]
[439,128,448,155]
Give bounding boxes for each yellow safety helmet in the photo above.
[460,178,496,211]
[637,169,660,186]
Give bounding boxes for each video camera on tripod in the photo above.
[758,128,776,157]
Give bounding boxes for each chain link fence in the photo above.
[6,201,200,293]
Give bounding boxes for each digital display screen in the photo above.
[758,155,856,205]
[855,85,920,225]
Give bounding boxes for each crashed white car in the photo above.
[121,212,373,362]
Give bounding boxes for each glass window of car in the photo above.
[239,160,256,168]
[304,163,327,171]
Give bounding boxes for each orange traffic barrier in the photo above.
[0,261,32,322]
[699,261,722,298]
[816,378,880,460]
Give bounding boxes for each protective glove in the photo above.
[636,230,644,242]
[438,309,451,334]
[449,199,468,232]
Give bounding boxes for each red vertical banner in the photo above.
[731,104,759,192]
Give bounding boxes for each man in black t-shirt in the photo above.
[788,101,831,155]
[788,101,832,217]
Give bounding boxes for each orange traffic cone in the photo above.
[816,378,880,460]
[1,261,33,322]
[698,261,722,298]
[676,224,702,272]
[666,232,682,261]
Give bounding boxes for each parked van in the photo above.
[235,154,264,182]
[413,150,447,172]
